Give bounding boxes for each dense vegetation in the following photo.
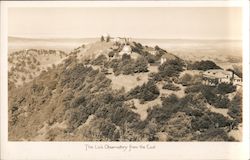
[8,40,242,141]
[108,55,148,75]
[128,80,160,102]
[187,60,222,71]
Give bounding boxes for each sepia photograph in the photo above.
[1,1,250,160]
[7,6,244,142]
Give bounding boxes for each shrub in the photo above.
[228,93,242,123]
[100,121,116,139]
[162,94,179,106]
[196,128,234,141]
[128,80,160,101]
[185,84,204,94]
[147,96,182,125]
[191,112,232,131]
[162,83,180,91]
[146,55,156,63]
[179,73,193,86]
[111,107,140,126]
[216,83,236,94]
[121,59,135,75]
[92,54,107,65]
[158,59,185,78]
[154,45,160,50]
[109,57,148,75]
[108,51,115,57]
[149,72,162,82]
[109,59,120,69]
[147,107,170,125]
[188,60,221,71]
[100,36,104,42]
[213,95,230,108]
[134,57,148,73]
[122,54,131,60]
[200,86,217,104]
[70,95,86,108]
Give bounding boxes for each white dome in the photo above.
[122,45,132,52]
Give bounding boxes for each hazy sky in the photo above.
[8,7,242,40]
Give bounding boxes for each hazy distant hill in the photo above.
[8,36,99,53]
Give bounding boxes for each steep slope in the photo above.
[8,49,68,87]
[8,40,241,141]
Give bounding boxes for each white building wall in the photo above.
[161,58,166,64]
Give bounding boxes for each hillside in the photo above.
[8,39,242,141]
[8,49,68,88]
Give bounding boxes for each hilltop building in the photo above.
[160,53,176,64]
[101,34,130,44]
[101,33,110,42]
[202,69,242,86]
[119,45,132,56]
[111,37,129,44]
[117,45,141,59]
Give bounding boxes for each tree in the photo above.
[91,54,107,65]
[134,57,148,73]
[162,83,180,91]
[189,60,221,71]
[100,36,104,42]
[106,35,110,42]
[216,82,236,94]
[228,93,242,123]
[196,128,234,141]
[108,51,115,57]
[179,73,193,86]
[128,80,160,101]
[158,59,185,78]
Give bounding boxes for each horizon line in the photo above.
[8,35,242,41]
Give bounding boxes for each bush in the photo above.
[149,72,162,82]
[188,60,221,71]
[228,93,242,123]
[162,83,180,91]
[109,57,148,76]
[191,112,232,131]
[70,95,86,108]
[158,59,185,78]
[128,80,160,101]
[179,73,193,86]
[122,54,131,60]
[108,51,115,57]
[196,128,234,141]
[100,36,104,42]
[185,84,204,94]
[134,57,148,73]
[216,83,236,94]
[213,95,230,108]
[99,119,116,139]
[92,54,107,65]
[162,94,179,106]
